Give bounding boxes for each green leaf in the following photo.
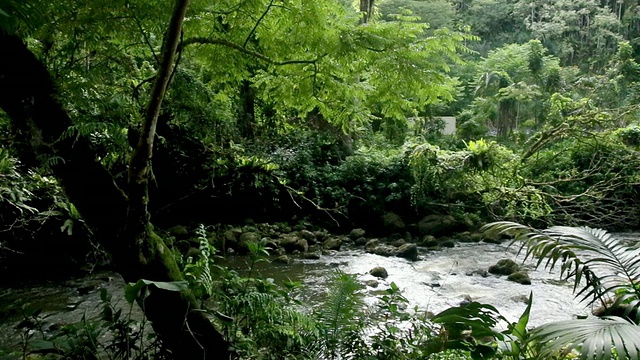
[28,339,56,351]
[124,279,188,304]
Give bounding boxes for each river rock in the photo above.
[349,228,366,240]
[313,231,327,242]
[303,251,321,260]
[417,215,457,236]
[390,238,407,247]
[489,259,519,276]
[364,279,379,288]
[355,237,368,246]
[281,235,308,253]
[459,294,473,306]
[507,271,531,285]
[440,239,456,248]
[382,212,405,231]
[470,233,483,242]
[299,230,317,243]
[511,294,530,304]
[239,232,260,252]
[370,266,388,278]
[274,255,291,264]
[372,245,398,257]
[323,237,342,251]
[396,243,418,261]
[421,235,438,247]
[364,239,380,252]
[482,237,502,245]
[465,269,488,277]
[455,232,472,243]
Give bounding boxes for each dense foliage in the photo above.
[3,0,640,358]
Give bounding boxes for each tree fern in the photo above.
[483,221,640,359]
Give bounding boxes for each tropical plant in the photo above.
[313,270,369,359]
[483,221,640,359]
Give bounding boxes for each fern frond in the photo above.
[313,270,368,359]
[531,316,640,360]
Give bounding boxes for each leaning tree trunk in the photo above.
[0,5,230,360]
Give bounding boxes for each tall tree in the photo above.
[0,0,230,357]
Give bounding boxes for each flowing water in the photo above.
[237,242,590,327]
[3,234,638,352]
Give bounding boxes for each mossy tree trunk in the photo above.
[0,1,230,358]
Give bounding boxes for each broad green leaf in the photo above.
[125,279,188,304]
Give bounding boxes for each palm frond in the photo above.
[531,316,640,360]
[483,221,640,321]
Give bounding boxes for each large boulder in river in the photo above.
[370,266,388,279]
[349,228,366,240]
[396,243,418,261]
[417,215,457,236]
[489,259,519,276]
[281,235,308,253]
[323,237,342,251]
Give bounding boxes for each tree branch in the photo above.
[180,37,319,65]
[243,0,275,48]
[127,0,189,235]
[126,0,159,64]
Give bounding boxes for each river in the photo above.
[3,236,632,353]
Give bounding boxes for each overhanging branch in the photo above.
[179,37,319,65]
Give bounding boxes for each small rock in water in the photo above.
[323,237,342,251]
[511,294,530,304]
[440,239,456,248]
[299,229,316,243]
[369,266,389,279]
[364,239,380,252]
[274,255,291,264]
[390,238,407,247]
[507,271,531,285]
[465,269,488,277]
[322,249,338,256]
[355,237,368,246]
[372,245,398,257]
[489,259,519,275]
[364,280,379,288]
[420,235,438,247]
[459,294,473,306]
[303,252,321,260]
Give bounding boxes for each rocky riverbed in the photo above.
[2,220,631,354]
